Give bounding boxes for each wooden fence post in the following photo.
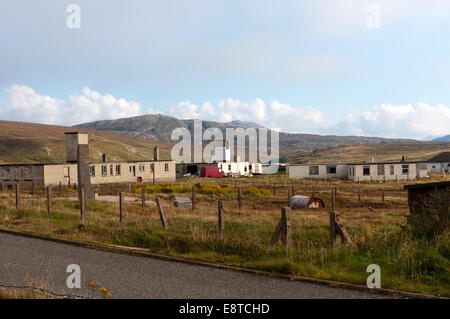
[119,192,124,223]
[192,185,196,211]
[155,197,167,229]
[329,190,352,247]
[331,189,336,211]
[141,184,145,207]
[312,187,315,198]
[80,185,86,222]
[381,189,385,204]
[270,207,291,248]
[218,200,224,238]
[282,207,291,248]
[334,186,337,197]
[330,211,337,246]
[46,186,52,216]
[288,187,293,208]
[59,181,62,195]
[15,184,20,209]
[237,186,242,212]
[358,188,361,202]
[31,182,35,195]
[273,184,276,195]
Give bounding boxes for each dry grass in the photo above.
[0,173,449,297]
[0,120,173,164]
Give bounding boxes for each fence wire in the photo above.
[0,281,89,299]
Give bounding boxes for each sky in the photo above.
[1,0,450,140]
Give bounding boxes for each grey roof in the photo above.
[404,181,450,190]
[427,152,450,163]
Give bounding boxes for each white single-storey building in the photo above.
[287,161,428,181]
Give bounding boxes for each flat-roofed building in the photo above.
[287,161,428,181]
[0,133,175,190]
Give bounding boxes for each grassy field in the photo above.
[0,173,449,297]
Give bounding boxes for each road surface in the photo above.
[0,232,386,299]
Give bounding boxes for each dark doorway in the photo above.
[187,165,198,175]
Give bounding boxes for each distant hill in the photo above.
[432,135,450,142]
[0,120,172,164]
[286,143,450,164]
[75,114,419,162]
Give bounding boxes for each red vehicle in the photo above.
[201,167,226,178]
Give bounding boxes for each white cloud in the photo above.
[169,98,450,139]
[1,84,449,139]
[0,84,144,125]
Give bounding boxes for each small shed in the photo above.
[291,195,325,209]
[404,181,450,215]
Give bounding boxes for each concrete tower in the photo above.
[65,132,94,200]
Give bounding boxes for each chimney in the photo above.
[154,146,159,161]
[102,153,107,162]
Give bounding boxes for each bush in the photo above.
[134,184,191,194]
[243,187,271,196]
[197,185,236,195]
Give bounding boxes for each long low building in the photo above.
[0,132,175,190]
[287,161,429,181]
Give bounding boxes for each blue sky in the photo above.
[1,0,450,139]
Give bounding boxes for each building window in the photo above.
[326,166,337,174]
[165,163,169,171]
[390,165,394,175]
[228,164,231,171]
[129,166,132,172]
[101,165,107,177]
[63,166,70,177]
[89,165,96,177]
[110,165,113,176]
[363,166,370,176]
[150,164,154,172]
[402,165,409,175]
[377,164,384,176]
[309,166,319,176]
[139,164,145,172]
[115,165,121,176]
[244,166,247,172]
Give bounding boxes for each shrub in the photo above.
[197,185,236,195]
[243,187,271,196]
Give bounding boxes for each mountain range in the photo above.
[0,117,449,165]
[432,135,450,142]
[75,114,448,162]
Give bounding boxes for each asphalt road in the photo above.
[0,232,386,299]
